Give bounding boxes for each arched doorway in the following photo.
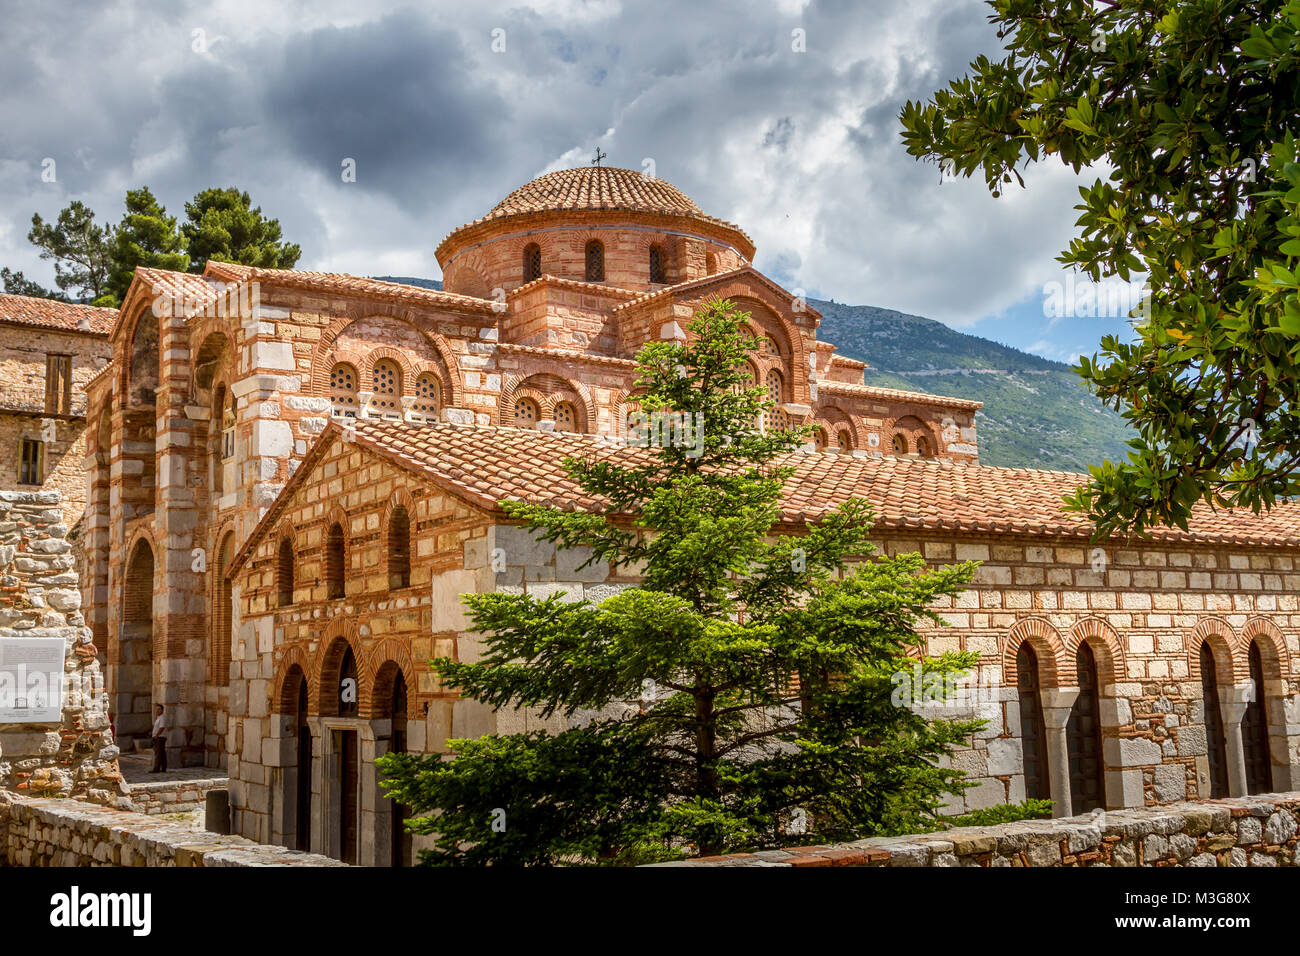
[1243,640,1274,794]
[1066,642,1105,813]
[389,670,411,867]
[333,646,360,864]
[211,532,234,685]
[117,539,155,743]
[294,674,312,852]
[1016,642,1050,801]
[1199,642,1231,799]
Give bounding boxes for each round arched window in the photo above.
[814,427,827,451]
[515,397,539,428]
[916,434,933,458]
[330,363,358,418]
[891,433,908,455]
[765,369,787,431]
[370,360,401,418]
[554,401,577,433]
[413,373,440,421]
[836,429,852,453]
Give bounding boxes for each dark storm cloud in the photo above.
[258,12,508,205]
[0,0,1097,346]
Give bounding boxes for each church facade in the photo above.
[79,166,1300,864]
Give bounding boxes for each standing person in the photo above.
[150,704,168,773]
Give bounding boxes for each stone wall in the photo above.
[126,775,227,815]
[653,793,1300,867]
[0,795,342,866]
[0,489,125,805]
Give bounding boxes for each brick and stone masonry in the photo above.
[0,489,126,806]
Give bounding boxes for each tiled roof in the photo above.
[438,167,755,256]
[231,420,1300,573]
[610,266,823,321]
[0,293,115,335]
[202,263,496,313]
[817,379,983,412]
[488,166,705,219]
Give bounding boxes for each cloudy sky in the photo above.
[0,0,1138,362]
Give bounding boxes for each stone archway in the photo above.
[115,538,155,744]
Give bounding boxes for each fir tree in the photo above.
[380,297,981,865]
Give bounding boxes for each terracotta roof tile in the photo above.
[0,293,115,335]
[438,167,754,254]
[817,379,983,412]
[286,420,1300,549]
[201,263,496,313]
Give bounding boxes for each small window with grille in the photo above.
[413,374,440,421]
[554,401,577,433]
[523,243,542,283]
[330,363,358,418]
[585,240,604,282]
[515,397,539,428]
[370,360,402,419]
[891,433,908,455]
[649,245,667,284]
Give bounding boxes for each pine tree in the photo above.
[27,201,113,302]
[105,187,190,304]
[379,298,981,865]
[181,187,301,273]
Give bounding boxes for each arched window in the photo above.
[916,434,933,458]
[129,313,159,407]
[212,385,234,496]
[413,373,440,422]
[1243,640,1274,794]
[836,429,853,453]
[388,505,411,590]
[1066,642,1105,813]
[585,240,604,282]
[705,252,717,275]
[338,646,359,720]
[553,401,577,433]
[522,242,542,283]
[763,336,780,356]
[649,244,667,284]
[213,532,234,685]
[326,522,345,600]
[813,427,827,452]
[1200,642,1230,799]
[1017,642,1050,802]
[370,360,401,418]
[330,363,358,418]
[764,369,787,431]
[276,537,294,607]
[514,397,539,429]
[891,433,908,455]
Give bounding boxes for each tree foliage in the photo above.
[0,267,67,301]
[900,0,1300,537]
[379,298,980,866]
[27,201,113,303]
[180,187,301,273]
[105,187,190,303]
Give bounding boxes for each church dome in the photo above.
[436,165,755,266]
[486,166,705,220]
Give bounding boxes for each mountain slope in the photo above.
[811,300,1131,472]
[371,277,1132,471]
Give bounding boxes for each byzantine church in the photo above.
[78,166,1300,864]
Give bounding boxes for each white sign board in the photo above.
[0,637,65,723]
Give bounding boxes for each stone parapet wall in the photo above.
[655,793,1300,867]
[126,776,227,815]
[0,795,343,866]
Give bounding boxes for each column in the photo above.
[1041,687,1080,818]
